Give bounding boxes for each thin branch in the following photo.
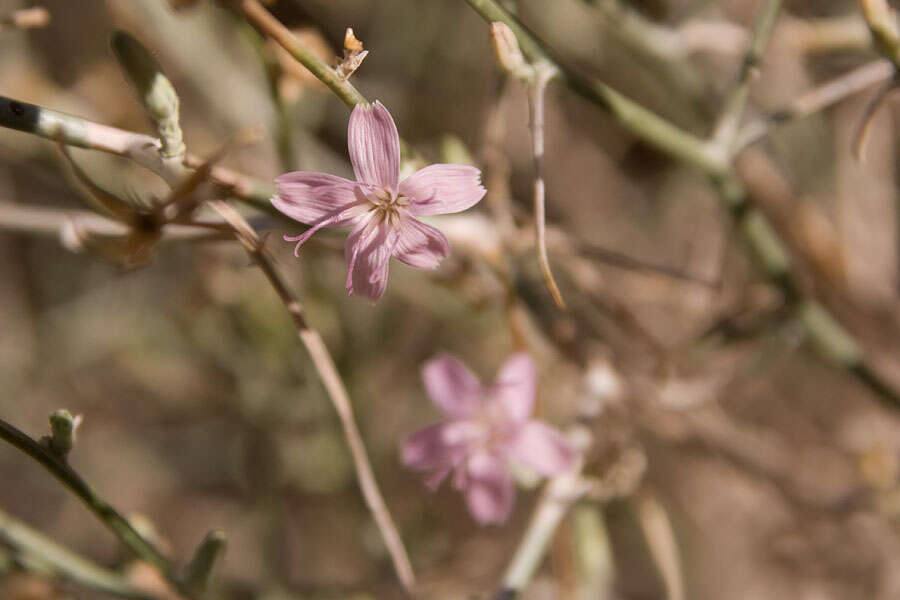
[207,200,416,594]
[735,59,894,150]
[463,0,726,176]
[528,65,565,308]
[0,417,185,595]
[0,7,50,32]
[0,508,158,600]
[496,452,588,599]
[0,203,228,243]
[634,493,685,600]
[231,0,366,109]
[711,0,782,155]
[859,0,900,67]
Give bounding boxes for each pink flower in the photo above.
[401,353,576,525]
[273,101,486,301]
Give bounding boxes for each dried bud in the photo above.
[344,27,363,54]
[490,22,533,81]
[335,27,368,81]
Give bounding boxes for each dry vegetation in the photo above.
[3,0,900,599]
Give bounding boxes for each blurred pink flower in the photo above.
[273,101,486,301]
[401,353,576,525]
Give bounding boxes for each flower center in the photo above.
[366,187,409,228]
[472,399,516,451]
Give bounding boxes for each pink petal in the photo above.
[401,421,483,489]
[508,421,576,477]
[422,354,483,418]
[344,217,397,302]
[399,164,486,216]
[273,172,363,225]
[348,101,400,191]
[464,452,515,525]
[401,423,458,477]
[492,353,537,423]
[393,215,451,269]
[282,203,370,256]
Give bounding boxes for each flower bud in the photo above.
[490,22,534,81]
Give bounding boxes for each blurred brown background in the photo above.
[3,0,900,598]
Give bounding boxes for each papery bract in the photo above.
[273,101,486,301]
[401,353,576,525]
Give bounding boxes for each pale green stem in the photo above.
[572,505,614,600]
[463,0,726,175]
[0,508,157,600]
[498,468,587,598]
[712,0,782,155]
[234,0,366,109]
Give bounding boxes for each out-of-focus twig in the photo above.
[206,200,417,595]
[0,203,226,243]
[495,436,589,599]
[782,14,872,54]
[0,7,50,32]
[464,0,727,176]
[736,59,894,150]
[0,508,157,600]
[859,0,900,67]
[711,0,782,157]
[0,417,186,596]
[634,493,685,600]
[571,505,614,600]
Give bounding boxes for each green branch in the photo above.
[0,508,158,600]
[463,0,726,175]
[0,417,185,595]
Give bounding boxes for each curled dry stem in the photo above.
[529,64,565,308]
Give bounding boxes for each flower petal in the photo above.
[492,353,537,423]
[401,421,483,489]
[422,353,483,418]
[508,421,576,477]
[464,452,515,525]
[399,164,486,216]
[393,215,451,269]
[273,172,362,225]
[401,423,458,479]
[348,101,400,191]
[344,217,397,302]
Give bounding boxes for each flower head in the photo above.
[273,101,486,301]
[401,353,576,525]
